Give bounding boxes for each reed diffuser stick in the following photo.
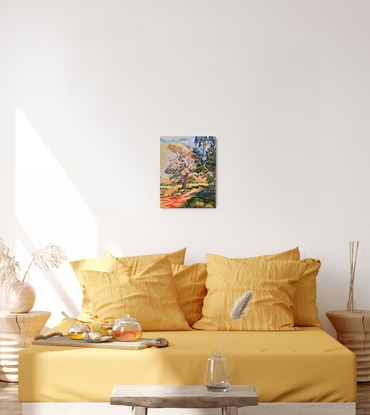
[347,241,359,312]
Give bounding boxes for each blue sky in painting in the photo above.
[160,136,196,176]
[160,136,195,151]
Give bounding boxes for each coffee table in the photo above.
[110,384,258,414]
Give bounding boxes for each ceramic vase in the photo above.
[4,281,36,313]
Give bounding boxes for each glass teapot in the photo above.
[112,315,143,342]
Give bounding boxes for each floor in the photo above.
[0,381,21,415]
[1,381,370,414]
[357,382,370,415]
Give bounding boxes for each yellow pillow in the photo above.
[292,258,322,327]
[105,248,187,273]
[192,254,309,331]
[172,247,301,327]
[81,255,191,331]
[70,257,108,318]
[239,250,320,327]
[175,247,300,329]
[220,248,321,327]
[71,248,187,319]
[244,247,322,327]
[171,263,207,326]
[248,246,300,261]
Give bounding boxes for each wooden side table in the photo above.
[110,384,258,415]
[0,310,50,382]
[326,310,370,382]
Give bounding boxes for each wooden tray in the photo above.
[32,335,156,350]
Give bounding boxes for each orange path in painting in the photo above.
[160,189,201,208]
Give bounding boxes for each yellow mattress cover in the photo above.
[18,320,356,403]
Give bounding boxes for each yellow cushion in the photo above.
[105,248,187,273]
[242,251,321,327]
[81,255,191,331]
[71,248,186,318]
[293,258,322,327]
[214,247,321,327]
[236,248,322,327]
[107,252,205,327]
[171,263,207,326]
[192,254,309,331]
[70,257,108,318]
[248,246,300,261]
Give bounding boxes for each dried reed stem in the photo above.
[347,241,359,312]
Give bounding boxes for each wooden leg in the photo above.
[132,406,148,415]
[222,407,238,415]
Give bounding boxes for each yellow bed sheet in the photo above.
[18,320,356,404]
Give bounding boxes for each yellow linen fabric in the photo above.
[240,253,321,327]
[292,258,321,327]
[216,247,321,327]
[105,247,187,273]
[18,320,356,404]
[247,246,300,261]
[171,263,207,326]
[70,257,108,318]
[235,247,322,326]
[71,248,186,319]
[193,255,309,330]
[81,255,190,331]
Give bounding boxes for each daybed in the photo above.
[18,247,357,415]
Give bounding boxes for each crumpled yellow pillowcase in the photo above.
[106,251,206,327]
[171,263,207,326]
[234,249,321,327]
[192,254,309,331]
[292,258,321,327]
[71,248,186,320]
[105,248,187,273]
[248,246,300,262]
[212,247,321,327]
[70,257,108,320]
[81,255,191,331]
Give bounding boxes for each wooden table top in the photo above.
[110,385,258,409]
[326,310,370,332]
[326,310,370,317]
[0,310,51,318]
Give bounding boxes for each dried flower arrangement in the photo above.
[0,237,67,292]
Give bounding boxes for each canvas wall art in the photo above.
[160,136,216,208]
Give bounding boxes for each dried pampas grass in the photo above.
[24,243,68,282]
[230,290,253,321]
[0,238,67,290]
[217,290,253,354]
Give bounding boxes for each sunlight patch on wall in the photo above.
[13,238,82,322]
[15,107,96,323]
[15,107,97,255]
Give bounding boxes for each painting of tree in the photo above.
[160,136,216,208]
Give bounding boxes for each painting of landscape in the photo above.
[160,136,216,208]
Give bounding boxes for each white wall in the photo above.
[1,0,370,335]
